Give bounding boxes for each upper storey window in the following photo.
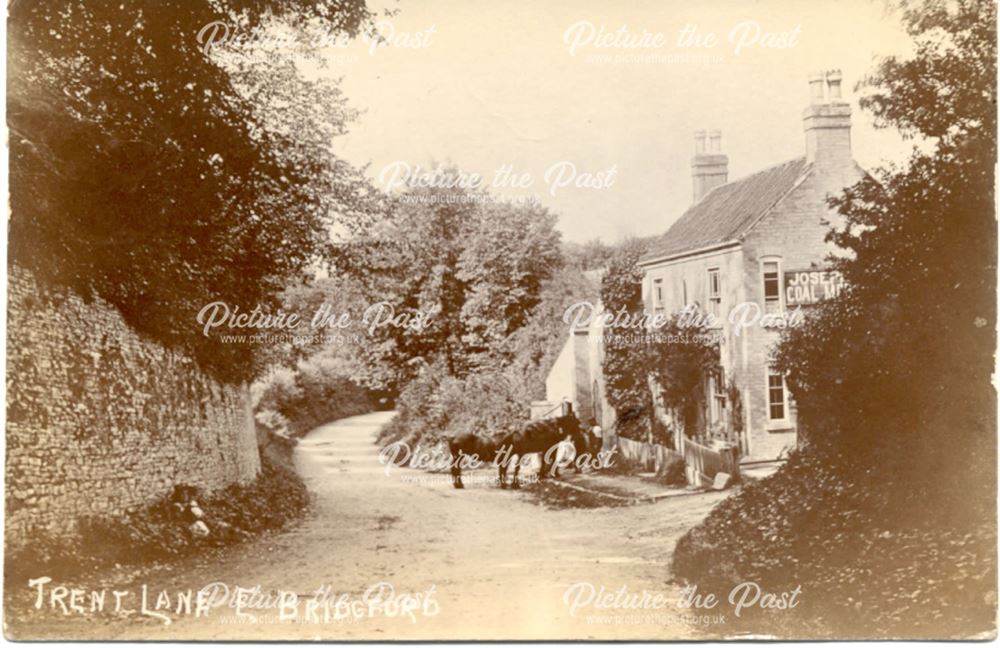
[762,260,782,313]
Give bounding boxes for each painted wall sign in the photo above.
[784,269,845,306]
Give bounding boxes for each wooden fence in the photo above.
[683,438,741,486]
[616,436,684,474]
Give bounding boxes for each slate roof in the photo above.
[640,157,809,264]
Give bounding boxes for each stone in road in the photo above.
[10,412,730,641]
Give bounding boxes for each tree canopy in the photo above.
[8,0,381,382]
[774,0,996,477]
[335,184,563,392]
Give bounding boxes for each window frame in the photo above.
[766,368,790,426]
[712,365,727,411]
[652,277,664,313]
[761,257,784,314]
[707,267,722,317]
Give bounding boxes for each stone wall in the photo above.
[6,268,260,548]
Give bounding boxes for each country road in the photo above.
[8,412,730,641]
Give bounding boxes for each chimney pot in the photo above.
[691,129,728,203]
[808,72,826,103]
[708,129,722,153]
[803,71,852,165]
[826,69,843,100]
[694,129,707,154]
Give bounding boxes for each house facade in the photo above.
[638,71,862,462]
[537,271,618,431]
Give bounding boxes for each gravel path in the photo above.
[7,412,729,640]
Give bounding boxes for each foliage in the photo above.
[672,448,996,638]
[8,0,381,382]
[598,240,717,443]
[563,238,617,270]
[646,317,718,436]
[335,183,563,393]
[678,1,997,639]
[375,235,601,450]
[264,275,373,372]
[458,201,566,367]
[602,312,717,443]
[252,354,373,438]
[772,0,996,475]
[377,361,530,452]
[600,238,655,438]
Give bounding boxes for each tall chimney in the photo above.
[691,129,728,203]
[803,69,852,166]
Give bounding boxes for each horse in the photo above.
[497,414,590,489]
[447,432,500,489]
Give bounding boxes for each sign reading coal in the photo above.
[784,270,845,306]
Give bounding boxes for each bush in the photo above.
[252,356,373,438]
[599,238,716,445]
[672,447,996,639]
[657,457,687,487]
[616,411,675,448]
[599,238,653,433]
[379,362,529,455]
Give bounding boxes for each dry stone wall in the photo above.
[6,268,260,547]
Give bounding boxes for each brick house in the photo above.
[638,71,863,462]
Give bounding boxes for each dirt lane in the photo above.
[9,412,729,640]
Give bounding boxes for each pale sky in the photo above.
[316,0,916,243]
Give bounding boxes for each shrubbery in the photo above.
[672,447,996,638]
[375,239,600,452]
[599,239,655,441]
[377,363,530,454]
[674,1,996,639]
[599,239,717,446]
[252,355,374,438]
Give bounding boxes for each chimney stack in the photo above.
[691,129,728,203]
[803,69,852,166]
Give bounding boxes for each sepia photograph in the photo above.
[3,0,997,641]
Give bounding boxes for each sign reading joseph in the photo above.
[784,270,845,306]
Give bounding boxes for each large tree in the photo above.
[8,0,380,382]
[336,183,562,392]
[774,0,996,486]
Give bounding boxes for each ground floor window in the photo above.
[713,366,726,412]
[767,370,787,420]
